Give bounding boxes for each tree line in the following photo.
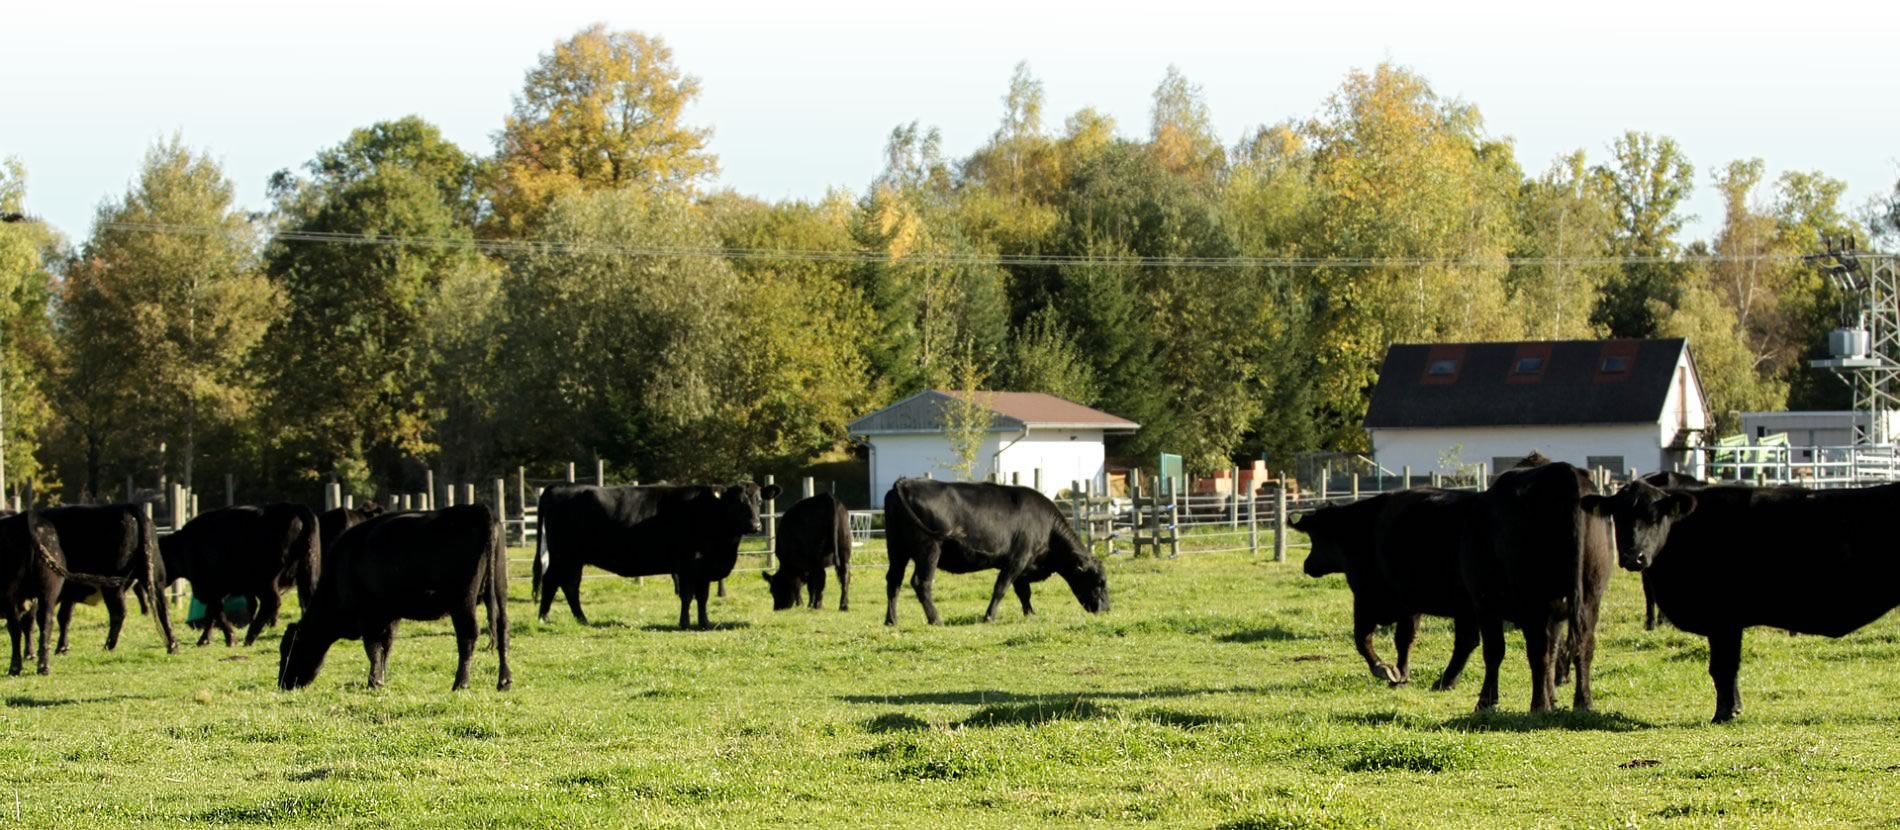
[2,24,1898,504]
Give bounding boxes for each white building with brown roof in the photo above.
[848,390,1140,506]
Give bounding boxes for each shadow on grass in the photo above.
[959,698,1116,727]
[1214,626,1302,644]
[865,712,931,733]
[840,686,1272,706]
[636,621,754,633]
[1440,708,1652,732]
[4,694,151,709]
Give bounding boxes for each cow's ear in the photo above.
[1580,494,1612,516]
[1665,493,1697,518]
[760,484,782,501]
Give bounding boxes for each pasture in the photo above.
[4,540,1899,828]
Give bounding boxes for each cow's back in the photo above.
[1373,488,1476,618]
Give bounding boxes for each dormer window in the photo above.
[1428,359,1458,376]
[1600,355,1630,373]
[1513,356,1544,374]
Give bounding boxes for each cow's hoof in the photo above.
[36,665,49,676]
[1474,699,1497,712]
[497,678,512,692]
[1372,663,1402,685]
[54,647,68,656]
[1429,678,1458,692]
[6,667,19,677]
[1712,711,1737,724]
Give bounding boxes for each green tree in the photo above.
[489,25,716,234]
[1149,66,1225,180]
[0,159,58,497]
[941,344,993,481]
[61,137,281,493]
[1512,151,1616,339]
[261,118,487,496]
[1592,131,1694,336]
[1656,273,1786,435]
[1002,305,1099,403]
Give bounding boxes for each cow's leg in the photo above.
[808,568,826,610]
[837,562,849,612]
[675,576,693,629]
[33,599,52,676]
[695,581,712,630]
[561,569,588,626]
[910,544,944,626]
[54,599,73,655]
[1352,596,1400,685]
[1708,628,1744,723]
[493,590,513,692]
[983,559,1031,623]
[1475,615,1505,710]
[19,608,32,661]
[1433,615,1479,691]
[101,588,127,651]
[364,622,396,690]
[450,606,479,691]
[1645,595,1658,631]
[716,579,725,599]
[884,548,911,626]
[195,612,214,646]
[1014,579,1035,616]
[1553,620,1575,687]
[536,562,559,622]
[245,592,281,647]
[7,611,22,676]
[1571,602,1600,711]
[1392,614,1419,686]
[1522,615,1559,712]
[212,602,238,647]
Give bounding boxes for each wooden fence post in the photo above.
[125,475,135,505]
[190,492,198,520]
[764,473,777,569]
[1402,466,1412,490]
[1033,468,1043,494]
[225,473,235,507]
[1351,473,1360,501]
[1230,465,1240,530]
[324,482,340,512]
[463,483,475,507]
[566,463,576,484]
[595,459,605,487]
[1273,476,1288,563]
[344,495,354,510]
[516,467,527,520]
[423,470,435,511]
[1247,482,1258,557]
[1167,477,1180,559]
[801,476,816,500]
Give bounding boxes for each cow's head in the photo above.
[715,482,782,535]
[1291,510,1348,577]
[763,569,804,611]
[276,622,329,690]
[1061,554,1111,614]
[1583,480,1697,572]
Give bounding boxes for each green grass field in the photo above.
[6,538,1900,829]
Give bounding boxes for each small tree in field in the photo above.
[942,342,993,481]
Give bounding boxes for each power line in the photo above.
[99,220,1830,270]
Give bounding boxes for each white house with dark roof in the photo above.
[848,390,1140,506]
[1364,338,1710,476]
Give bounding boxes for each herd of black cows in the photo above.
[0,458,1892,724]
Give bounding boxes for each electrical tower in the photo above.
[1808,236,1900,446]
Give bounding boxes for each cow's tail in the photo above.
[831,495,850,568]
[135,508,177,652]
[290,504,321,610]
[485,507,508,650]
[26,512,131,590]
[532,489,548,600]
[887,479,947,540]
[1568,478,1592,671]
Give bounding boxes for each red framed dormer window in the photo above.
[1507,343,1553,384]
[1421,345,1465,385]
[1595,340,1639,383]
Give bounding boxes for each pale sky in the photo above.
[6,0,1897,246]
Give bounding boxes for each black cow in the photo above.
[40,505,177,654]
[1,511,131,675]
[882,478,1109,626]
[1461,461,1614,712]
[534,482,780,629]
[1584,480,1900,722]
[1293,488,1480,689]
[764,493,852,611]
[319,503,385,555]
[278,504,510,692]
[159,504,321,647]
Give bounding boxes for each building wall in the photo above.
[1658,348,1711,445]
[868,430,1107,507]
[1371,424,1666,476]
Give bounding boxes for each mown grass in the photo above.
[5,538,1900,828]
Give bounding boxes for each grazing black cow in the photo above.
[1,511,132,675]
[1293,488,1480,689]
[277,504,510,692]
[39,505,177,654]
[319,503,385,555]
[159,504,321,647]
[1461,461,1614,712]
[534,482,780,629]
[882,478,1109,626]
[1584,480,1900,722]
[764,493,853,611]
